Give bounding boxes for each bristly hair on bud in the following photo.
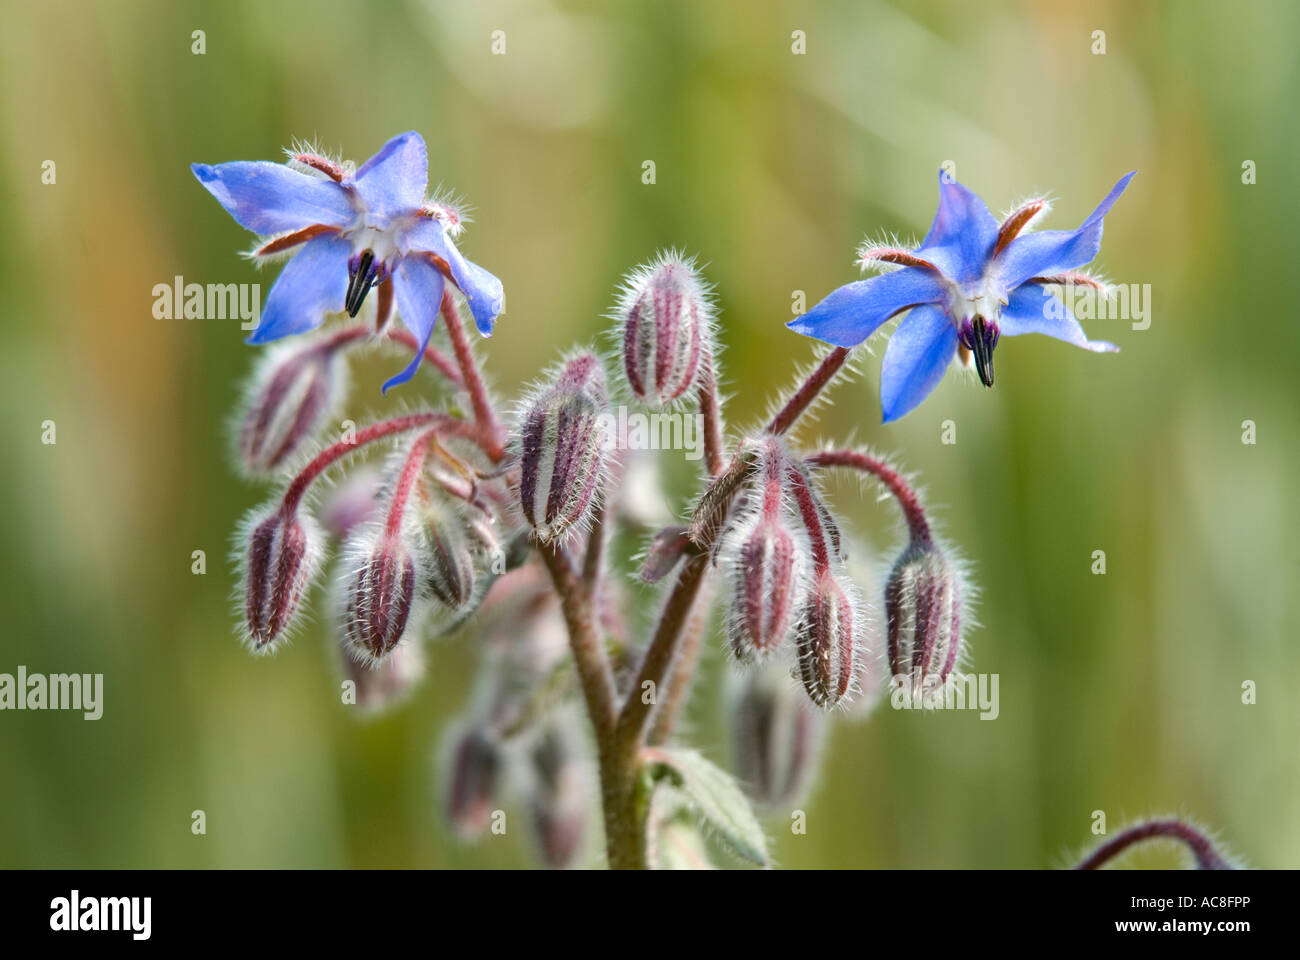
[514,351,612,544]
[796,567,865,709]
[235,502,325,653]
[336,631,427,716]
[233,334,349,477]
[611,249,717,408]
[718,438,812,661]
[884,535,970,694]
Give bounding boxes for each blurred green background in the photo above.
[1,0,1296,869]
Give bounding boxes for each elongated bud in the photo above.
[237,339,344,475]
[616,254,713,406]
[240,504,323,651]
[732,665,826,811]
[885,537,964,690]
[722,440,807,659]
[343,532,419,663]
[442,725,501,839]
[423,498,500,610]
[517,353,610,543]
[797,568,861,708]
[526,713,590,869]
[339,634,426,715]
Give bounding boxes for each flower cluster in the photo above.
[196,138,1233,872]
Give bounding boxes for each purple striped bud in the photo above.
[721,440,807,659]
[732,664,826,811]
[526,713,590,869]
[442,725,501,840]
[616,253,713,407]
[239,504,323,652]
[885,538,964,691]
[236,339,343,476]
[343,532,419,664]
[423,499,500,611]
[796,568,862,708]
[516,353,610,543]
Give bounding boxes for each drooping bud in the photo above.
[721,439,807,660]
[423,497,501,611]
[342,531,420,664]
[240,504,323,652]
[237,338,344,476]
[338,633,426,715]
[319,466,380,540]
[526,712,590,869]
[731,664,826,812]
[796,568,862,708]
[441,725,502,840]
[884,537,964,691]
[517,353,611,543]
[616,253,714,407]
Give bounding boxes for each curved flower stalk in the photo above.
[1075,819,1237,870]
[200,143,1153,869]
[789,171,1135,421]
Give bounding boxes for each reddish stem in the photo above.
[281,412,469,513]
[384,430,437,540]
[767,347,851,436]
[805,448,932,546]
[322,324,464,387]
[697,348,725,476]
[1075,820,1232,870]
[440,290,506,462]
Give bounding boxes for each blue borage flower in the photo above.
[789,171,1135,422]
[193,131,504,393]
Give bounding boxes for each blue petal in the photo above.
[787,267,946,348]
[353,131,429,219]
[914,171,1000,284]
[191,161,354,234]
[246,234,351,343]
[382,254,447,393]
[879,304,958,423]
[999,283,1118,353]
[405,219,504,335]
[993,172,1136,292]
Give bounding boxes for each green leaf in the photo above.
[641,748,769,866]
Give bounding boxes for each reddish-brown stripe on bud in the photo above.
[797,569,859,708]
[242,506,321,651]
[237,343,341,475]
[733,665,826,811]
[884,540,963,689]
[617,256,713,407]
[344,536,418,662]
[443,726,502,840]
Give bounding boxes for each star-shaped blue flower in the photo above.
[789,171,1135,422]
[193,131,504,392]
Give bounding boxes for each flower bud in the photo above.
[442,725,501,840]
[240,504,323,651]
[721,440,807,659]
[617,254,713,406]
[423,499,501,611]
[884,538,964,690]
[732,664,826,812]
[796,568,862,708]
[339,633,426,715]
[526,713,590,869]
[343,531,419,663]
[517,353,610,543]
[237,340,343,475]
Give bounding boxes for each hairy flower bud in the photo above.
[616,254,713,406]
[343,531,419,663]
[423,496,501,611]
[526,713,590,869]
[237,339,344,475]
[885,538,964,690]
[732,665,826,811]
[442,725,502,840]
[517,353,610,543]
[721,440,807,659]
[240,504,323,651]
[796,568,862,708]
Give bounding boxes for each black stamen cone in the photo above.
[346,249,376,317]
[971,316,995,387]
